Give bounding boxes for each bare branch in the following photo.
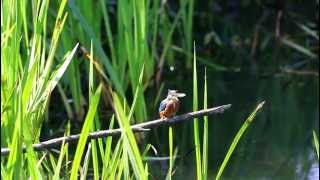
[1,104,231,156]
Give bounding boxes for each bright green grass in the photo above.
[1,0,78,178]
[168,126,174,180]
[193,43,202,180]
[215,101,266,180]
[313,130,319,160]
[202,68,208,180]
[180,0,194,68]
[70,84,102,179]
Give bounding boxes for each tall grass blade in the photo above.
[192,42,202,180]
[88,41,100,180]
[313,130,319,160]
[202,68,208,179]
[6,96,23,179]
[67,0,124,96]
[70,84,102,180]
[180,0,194,68]
[112,65,147,179]
[216,101,266,180]
[105,138,123,178]
[168,126,173,180]
[80,143,91,180]
[53,123,70,180]
[113,93,147,179]
[41,43,79,100]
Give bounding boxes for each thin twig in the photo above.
[1,104,232,156]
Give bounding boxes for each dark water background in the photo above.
[146,69,319,179]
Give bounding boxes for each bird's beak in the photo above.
[175,92,186,97]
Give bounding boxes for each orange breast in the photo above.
[160,99,180,118]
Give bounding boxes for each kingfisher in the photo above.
[159,90,186,119]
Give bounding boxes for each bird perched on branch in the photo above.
[159,90,186,119]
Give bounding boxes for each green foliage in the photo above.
[192,43,202,180]
[1,0,78,178]
[202,68,208,180]
[168,126,174,180]
[2,0,316,179]
[70,84,102,179]
[215,101,266,180]
[313,130,319,160]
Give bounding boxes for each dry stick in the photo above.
[1,104,232,156]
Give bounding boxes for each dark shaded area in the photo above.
[145,1,319,179]
[150,70,318,179]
